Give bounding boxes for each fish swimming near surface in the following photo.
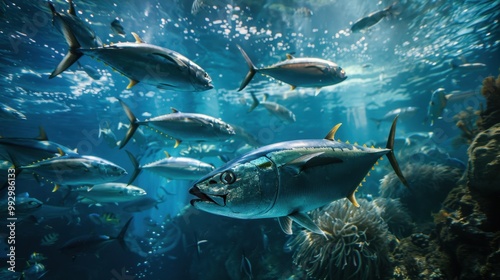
[60,217,133,260]
[76,61,101,80]
[371,107,419,129]
[425,88,448,126]
[249,92,296,123]
[351,3,395,33]
[0,102,26,120]
[48,0,101,49]
[126,151,215,184]
[236,45,347,93]
[49,14,213,92]
[74,183,146,203]
[110,18,125,36]
[118,99,235,149]
[189,117,409,235]
[10,151,126,192]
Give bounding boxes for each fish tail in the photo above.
[236,44,257,91]
[248,92,260,112]
[118,99,140,149]
[116,217,133,251]
[48,2,83,79]
[125,150,142,185]
[385,115,410,188]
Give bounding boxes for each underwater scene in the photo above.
[1,0,500,279]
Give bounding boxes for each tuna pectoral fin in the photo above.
[289,212,325,237]
[284,152,343,175]
[116,217,133,252]
[118,99,139,149]
[236,44,257,91]
[125,151,142,185]
[386,116,410,188]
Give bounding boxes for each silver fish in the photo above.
[126,151,215,184]
[236,45,347,92]
[48,0,101,49]
[249,93,296,123]
[189,117,408,235]
[110,18,125,36]
[371,107,419,129]
[75,183,146,203]
[118,99,235,149]
[425,88,448,126]
[450,61,487,72]
[49,23,213,91]
[41,233,60,246]
[98,121,118,148]
[77,61,101,80]
[351,3,394,33]
[0,102,26,120]
[15,153,126,191]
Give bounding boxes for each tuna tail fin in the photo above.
[48,2,83,79]
[116,217,133,251]
[385,116,410,188]
[248,92,260,112]
[236,44,257,91]
[125,150,142,185]
[118,99,140,149]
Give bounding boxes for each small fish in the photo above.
[28,252,47,263]
[425,88,448,126]
[77,61,101,80]
[41,232,60,246]
[351,3,395,33]
[110,18,125,36]
[98,120,118,148]
[0,102,26,120]
[118,99,235,149]
[88,212,120,225]
[450,59,487,72]
[60,217,133,260]
[75,183,146,203]
[371,107,419,129]
[236,45,347,92]
[126,150,215,184]
[240,252,253,280]
[22,263,47,280]
[249,93,296,123]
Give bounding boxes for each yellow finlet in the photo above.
[345,140,350,144]
[164,151,171,158]
[126,79,139,89]
[131,32,145,43]
[371,145,375,149]
[347,193,360,208]
[286,53,294,60]
[174,139,182,148]
[363,144,367,147]
[290,85,296,90]
[324,123,342,141]
[52,185,60,192]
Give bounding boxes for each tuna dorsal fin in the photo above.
[37,126,48,141]
[131,32,145,43]
[68,0,76,16]
[289,212,325,236]
[171,107,180,113]
[284,152,343,175]
[126,79,139,89]
[286,53,294,60]
[278,216,293,235]
[164,151,171,158]
[324,123,342,140]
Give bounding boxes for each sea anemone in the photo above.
[379,162,462,222]
[289,199,391,280]
[373,198,414,238]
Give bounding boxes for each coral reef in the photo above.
[290,199,392,280]
[477,74,500,130]
[379,162,462,222]
[453,106,480,147]
[466,123,500,194]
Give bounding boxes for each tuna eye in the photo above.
[220,171,236,184]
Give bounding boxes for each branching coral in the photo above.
[290,199,391,280]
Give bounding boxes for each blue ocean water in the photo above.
[0,0,499,279]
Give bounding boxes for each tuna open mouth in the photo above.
[189,186,226,206]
